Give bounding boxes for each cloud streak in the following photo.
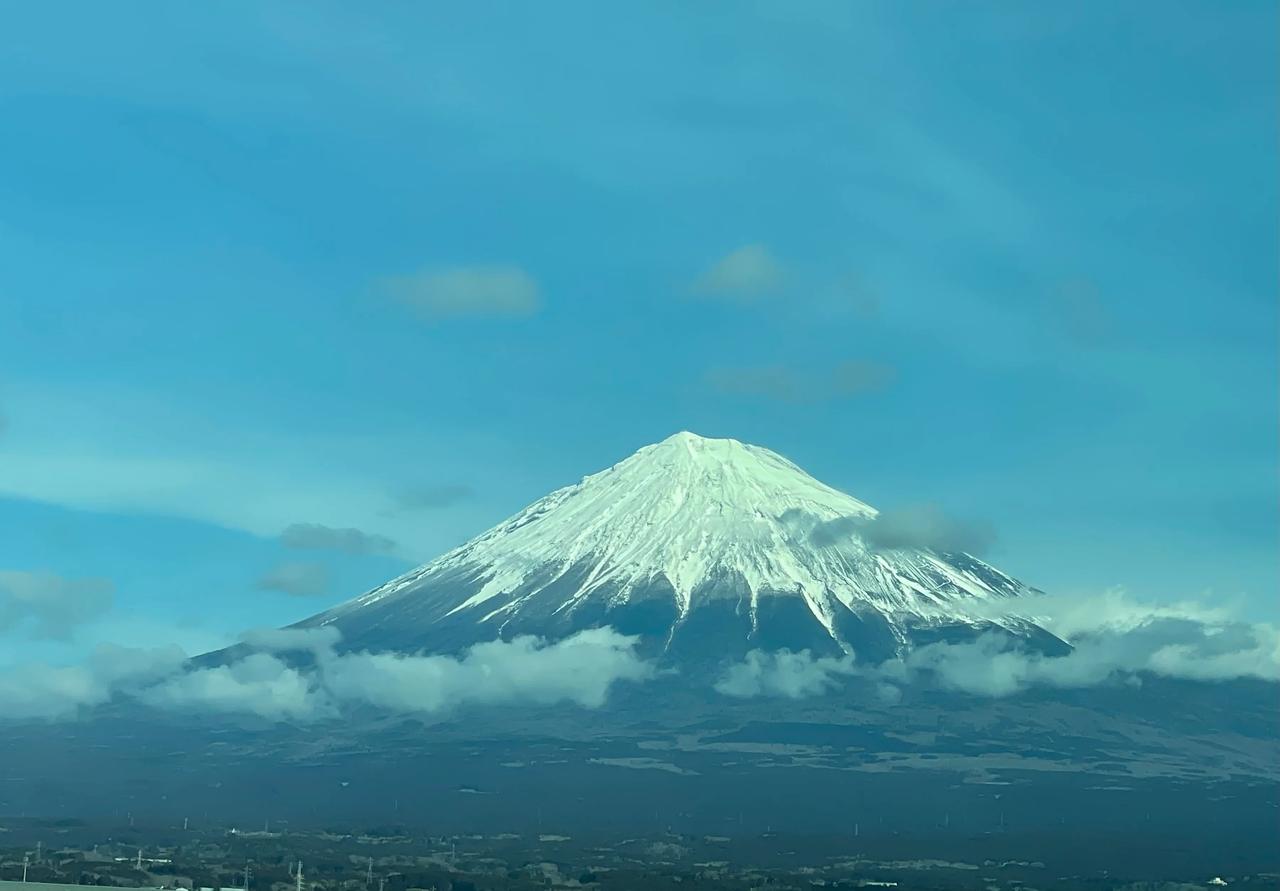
[691,244,784,301]
[781,505,993,556]
[0,644,186,720]
[705,360,894,404]
[715,648,855,698]
[1050,277,1112,346]
[858,504,995,556]
[280,523,397,555]
[383,265,541,320]
[384,484,475,513]
[256,562,330,597]
[0,571,115,639]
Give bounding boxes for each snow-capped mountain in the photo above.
[300,432,1058,664]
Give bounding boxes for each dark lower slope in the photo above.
[3,677,1275,862]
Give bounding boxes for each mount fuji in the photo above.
[6,433,1276,864]
[296,432,1063,667]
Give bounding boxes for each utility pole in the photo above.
[366,858,373,887]
[136,849,143,871]
[295,861,303,891]
[377,878,385,891]
[35,842,41,863]
[243,862,252,891]
[22,853,29,883]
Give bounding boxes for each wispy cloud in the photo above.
[0,644,185,720]
[705,360,894,404]
[828,360,896,395]
[715,649,855,698]
[793,505,994,556]
[239,625,342,656]
[0,383,498,564]
[0,571,114,639]
[382,265,541,319]
[822,273,881,320]
[691,244,784,301]
[255,561,330,597]
[858,504,995,556]
[1050,277,1112,346]
[384,483,475,513]
[280,522,397,555]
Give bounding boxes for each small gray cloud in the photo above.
[385,484,475,514]
[829,360,896,395]
[691,244,784,301]
[0,571,114,639]
[383,265,540,320]
[824,273,881,320]
[256,562,330,598]
[806,515,864,548]
[705,365,806,402]
[858,504,995,556]
[705,360,894,404]
[1050,278,1112,346]
[280,523,397,556]
[715,649,856,699]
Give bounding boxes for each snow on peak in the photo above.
[343,434,1031,650]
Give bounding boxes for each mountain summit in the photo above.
[301,433,1053,664]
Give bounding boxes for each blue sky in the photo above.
[1,2,1275,667]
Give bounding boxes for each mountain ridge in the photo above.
[293,432,1061,665]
